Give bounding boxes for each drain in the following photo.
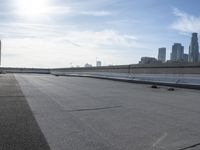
[151,85,158,89]
[168,87,175,91]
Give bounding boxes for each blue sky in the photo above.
[0,0,200,67]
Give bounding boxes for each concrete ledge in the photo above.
[51,63,200,74]
[0,67,50,74]
[52,73,200,90]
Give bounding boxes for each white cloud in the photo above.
[49,6,72,15]
[0,22,141,49]
[80,11,112,16]
[0,0,149,67]
[1,23,143,67]
[65,31,142,52]
[171,8,200,33]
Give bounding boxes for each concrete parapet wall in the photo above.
[52,63,200,74]
[1,63,200,75]
[0,67,50,74]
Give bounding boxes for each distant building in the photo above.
[189,33,199,63]
[170,43,184,61]
[158,47,166,63]
[183,54,189,62]
[96,61,102,67]
[199,54,200,62]
[84,63,92,67]
[139,57,161,64]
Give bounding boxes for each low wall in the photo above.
[51,63,200,74]
[1,63,200,75]
[51,64,200,88]
[0,67,50,74]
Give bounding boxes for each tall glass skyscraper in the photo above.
[189,33,199,63]
[170,43,184,61]
[158,47,166,63]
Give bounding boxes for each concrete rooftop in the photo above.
[1,74,200,150]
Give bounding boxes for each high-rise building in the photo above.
[84,63,92,67]
[199,54,200,62]
[139,57,160,64]
[170,43,184,61]
[96,61,101,67]
[158,47,166,63]
[183,54,189,62]
[189,33,199,63]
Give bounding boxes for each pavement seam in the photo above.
[177,142,200,150]
[66,105,122,112]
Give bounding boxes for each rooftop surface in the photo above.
[1,74,200,150]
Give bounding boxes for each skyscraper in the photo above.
[96,61,102,67]
[183,54,189,62]
[170,43,184,61]
[189,33,199,63]
[158,47,166,63]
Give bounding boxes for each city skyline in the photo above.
[1,0,200,67]
[139,32,200,64]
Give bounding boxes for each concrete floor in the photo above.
[8,73,200,150]
[0,74,50,150]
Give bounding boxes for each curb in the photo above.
[53,73,200,90]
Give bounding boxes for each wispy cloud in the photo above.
[80,11,113,16]
[0,22,140,49]
[171,8,200,33]
[45,6,72,15]
[0,0,155,67]
[1,21,143,67]
[60,30,143,50]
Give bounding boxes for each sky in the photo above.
[0,0,200,68]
